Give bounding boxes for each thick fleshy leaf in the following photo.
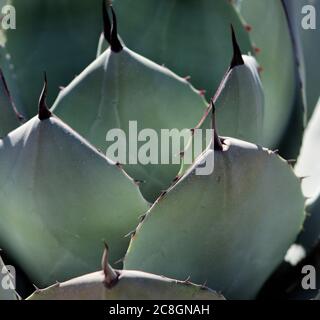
[0,108,148,286]
[274,0,307,160]
[282,0,320,118]
[27,270,224,300]
[4,0,102,117]
[28,244,224,300]
[125,137,305,299]
[239,0,297,147]
[216,55,264,144]
[179,52,264,176]
[112,0,253,99]
[52,45,208,202]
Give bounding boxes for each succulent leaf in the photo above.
[282,0,320,118]
[216,54,264,144]
[111,0,253,100]
[52,5,208,202]
[4,0,102,117]
[125,108,305,299]
[272,0,307,160]
[179,30,265,175]
[239,0,297,147]
[27,245,224,300]
[0,82,149,286]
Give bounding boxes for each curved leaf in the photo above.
[239,0,297,147]
[0,109,148,286]
[125,138,305,299]
[52,46,208,202]
[28,263,224,300]
[4,0,102,117]
[112,0,253,99]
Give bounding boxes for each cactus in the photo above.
[124,102,305,299]
[0,78,149,286]
[27,244,225,300]
[52,4,208,202]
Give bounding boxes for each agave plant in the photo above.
[27,243,225,300]
[0,0,319,301]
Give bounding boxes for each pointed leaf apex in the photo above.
[32,284,40,292]
[211,99,224,152]
[0,68,25,123]
[102,0,111,44]
[102,0,123,52]
[38,72,52,121]
[230,25,244,68]
[101,242,118,288]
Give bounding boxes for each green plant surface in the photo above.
[112,0,253,100]
[125,135,305,299]
[238,0,297,147]
[4,0,102,117]
[52,28,208,202]
[216,55,264,144]
[27,245,225,300]
[179,44,265,176]
[28,270,226,300]
[282,0,320,118]
[0,85,149,286]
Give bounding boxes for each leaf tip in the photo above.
[38,72,52,121]
[230,25,244,69]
